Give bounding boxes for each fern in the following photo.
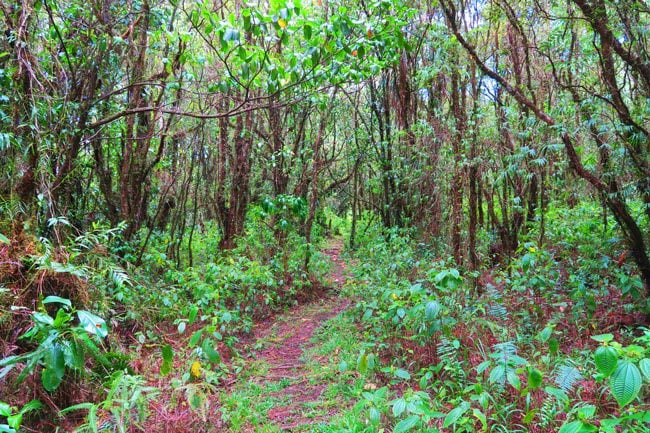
[108,266,131,289]
[488,342,527,389]
[485,284,509,321]
[554,363,582,393]
[437,338,466,387]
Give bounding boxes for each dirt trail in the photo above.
[230,239,351,431]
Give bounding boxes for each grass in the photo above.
[216,297,370,432]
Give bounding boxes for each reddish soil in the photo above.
[131,240,351,433]
[238,239,351,431]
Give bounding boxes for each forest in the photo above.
[0,0,649,431]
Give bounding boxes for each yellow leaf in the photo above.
[190,361,201,378]
[278,18,287,29]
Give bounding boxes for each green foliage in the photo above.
[591,332,648,408]
[0,400,42,433]
[60,372,158,433]
[0,298,112,392]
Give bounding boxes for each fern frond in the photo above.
[554,364,582,393]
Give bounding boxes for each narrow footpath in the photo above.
[218,239,352,432]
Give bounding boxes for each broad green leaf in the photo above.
[507,370,521,390]
[393,415,420,433]
[558,420,597,433]
[443,401,470,428]
[368,407,380,424]
[48,344,65,380]
[528,368,543,389]
[63,341,84,370]
[202,338,221,363]
[0,402,11,417]
[357,352,368,374]
[161,344,173,376]
[189,330,203,347]
[537,325,553,342]
[223,28,240,42]
[188,305,198,324]
[6,413,21,430]
[32,312,54,326]
[489,365,506,385]
[609,360,642,407]
[43,296,71,308]
[591,334,614,343]
[639,358,650,381]
[424,301,441,320]
[41,367,63,392]
[0,233,9,244]
[577,405,596,419]
[594,346,618,376]
[392,398,406,417]
[394,368,410,380]
[77,310,107,338]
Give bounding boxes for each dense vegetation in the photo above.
[0,0,648,431]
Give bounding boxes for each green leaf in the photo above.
[189,330,203,347]
[639,358,650,381]
[443,401,470,428]
[609,360,642,407]
[303,24,312,40]
[393,415,420,433]
[594,346,618,377]
[357,352,368,374]
[0,402,11,417]
[394,368,410,380]
[591,334,614,343]
[424,301,441,320]
[528,368,543,389]
[161,344,173,376]
[77,310,108,338]
[392,398,406,417]
[188,305,198,324]
[558,420,597,433]
[223,28,240,42]
[368,407,380,424]
[48,344,65,379]
[32,312,54,326]
[43,296,71,309]
[473,408,487,432]
[63,341,84,370]
[41,367,63,392]
[537,325,553,342]
[6,413,21,430]
[489,365,506,385]
[0,233,9,244]
[202,338,221,363]
[522,409,538,424]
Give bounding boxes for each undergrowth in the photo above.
[329,203,649,433]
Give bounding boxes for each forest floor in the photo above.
[213,239,356,432]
